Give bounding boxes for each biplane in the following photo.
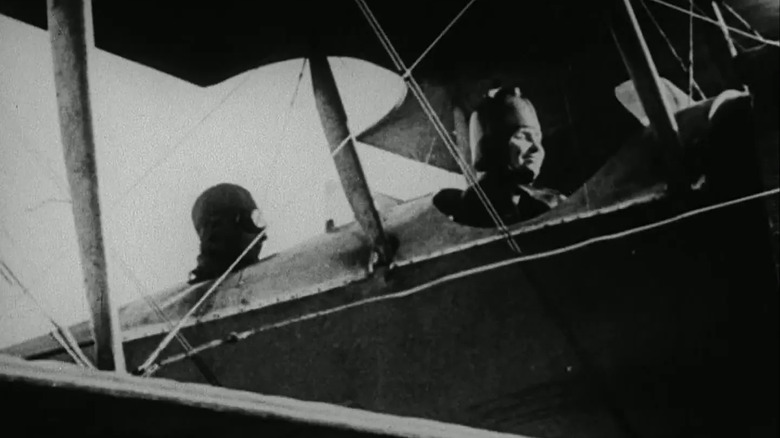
[1,0,778,437]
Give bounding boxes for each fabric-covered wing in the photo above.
[0,0,760,186]
[357,82,468,173]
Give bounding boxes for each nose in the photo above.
[523,142,539,155]
[509,137,532,160]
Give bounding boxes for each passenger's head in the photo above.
[491,87,541,138]
[476,86,544,178]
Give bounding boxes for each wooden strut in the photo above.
[612,0,686,189]
[47,0,126,372]
[309,55,395,266]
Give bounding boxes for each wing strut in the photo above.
[47,0,126,372]
[310,56,395,266]
[612,0,686,189]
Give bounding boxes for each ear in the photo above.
[513,87,522,97]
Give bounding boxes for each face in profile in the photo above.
[507,127,544,178]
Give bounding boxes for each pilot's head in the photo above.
[188,183,267,284]
[191,183,267,241]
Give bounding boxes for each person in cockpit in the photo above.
[454,85,565,227]
[188,183,267,284]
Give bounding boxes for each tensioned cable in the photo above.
[122,59,308,368]
[137,59,310,379]
[648,0,780,47]
[722,2,767,39]
[15,58,306,376]
[136,229,267,375]
[110,251,221,385]
[0,259,94,368]
[259,58,308,205]
[0,221,89,367]
[18,70,260,301]
[407,0,478,74]
[687,0,747,52]
[4,129,209,375]
[109,72,257,213]
[4,39,298,373]
[354,0,522,253]
[638,0,706,99]
[688,0,696,102]
[353,0,506,229]
[49,329,90,368]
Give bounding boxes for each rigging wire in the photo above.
[647,0,780,47]
[331,134,355,158]
[111,254,190,347]
[258,58,308,206]
[108,71,257,213]
[136,61,315,370]
[0,146,99,358]
[6,58,308,375]
[0,104,68,196]
[109,61,307,365]
[6,70,261,300]
[48,329,90,367]
[711,1,740,57]
[354,0,522,254]
[1,127,208,372]
[721,2,766,38]
[19,141,68,197]
[137,229,267,375]
[14,0,775,375]
[407,0,478,74]
[415,135,440,197]
[638,0,706,99]
[0,259,95,369]
[149,186,780,371]
[687,0,747,51]
[133,63,341,374]
[110,251,222,385]
[0,217,93,368]
[688,0,696,103]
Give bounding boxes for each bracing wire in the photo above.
[0,259,95,368]
[136,61,306,371]
[638,0,706,99]
[722,1,767,39]
[10,57,308,376]
[13,69,261,302]
[407,0,478,74]
[354,0,522,254]
[110,251,222,384]
[259,58,309,206]
[688,0,696,103]
[109,72,257,213]
[648,0,780,47]
[137,229,267,376]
